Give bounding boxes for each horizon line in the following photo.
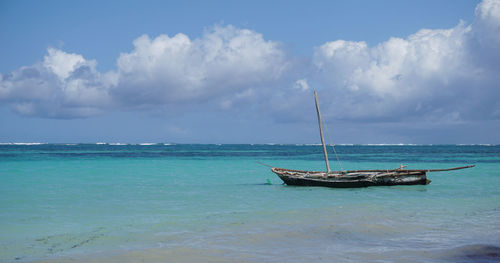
[0,142,497,146]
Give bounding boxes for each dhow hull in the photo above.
[271,167,429,188]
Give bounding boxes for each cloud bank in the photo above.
[0,48,113,118]
[113,25,287,108]
[313,0,500,123]
[0,26,286,117]
[1,0,499,124]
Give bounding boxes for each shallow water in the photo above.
[0,144,499,262]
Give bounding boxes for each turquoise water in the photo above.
[0,144,499,262]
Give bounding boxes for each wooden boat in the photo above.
[270,91,475,188]
[272,165,475,188]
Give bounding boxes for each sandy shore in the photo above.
[27,244,500,263]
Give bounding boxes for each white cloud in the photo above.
[43,48,89,80]
[476,0,500,27]
[112,25,287,107]
[293,79,310,91]
[311,0,500,122]
[0,25,287,118]
[0,49,112,118]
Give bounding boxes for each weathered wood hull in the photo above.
[271,167,429,188]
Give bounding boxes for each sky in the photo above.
[1,0,499,144]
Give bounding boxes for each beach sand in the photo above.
[28,244,500,263]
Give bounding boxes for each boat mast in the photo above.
[314,91,331,172]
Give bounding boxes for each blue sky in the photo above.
[1,0,499,144]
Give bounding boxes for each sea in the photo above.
[0,144,499,263]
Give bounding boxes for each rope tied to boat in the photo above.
[323,120,344,171]
[254,160,274,168]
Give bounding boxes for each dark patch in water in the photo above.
[446,245,500,262]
